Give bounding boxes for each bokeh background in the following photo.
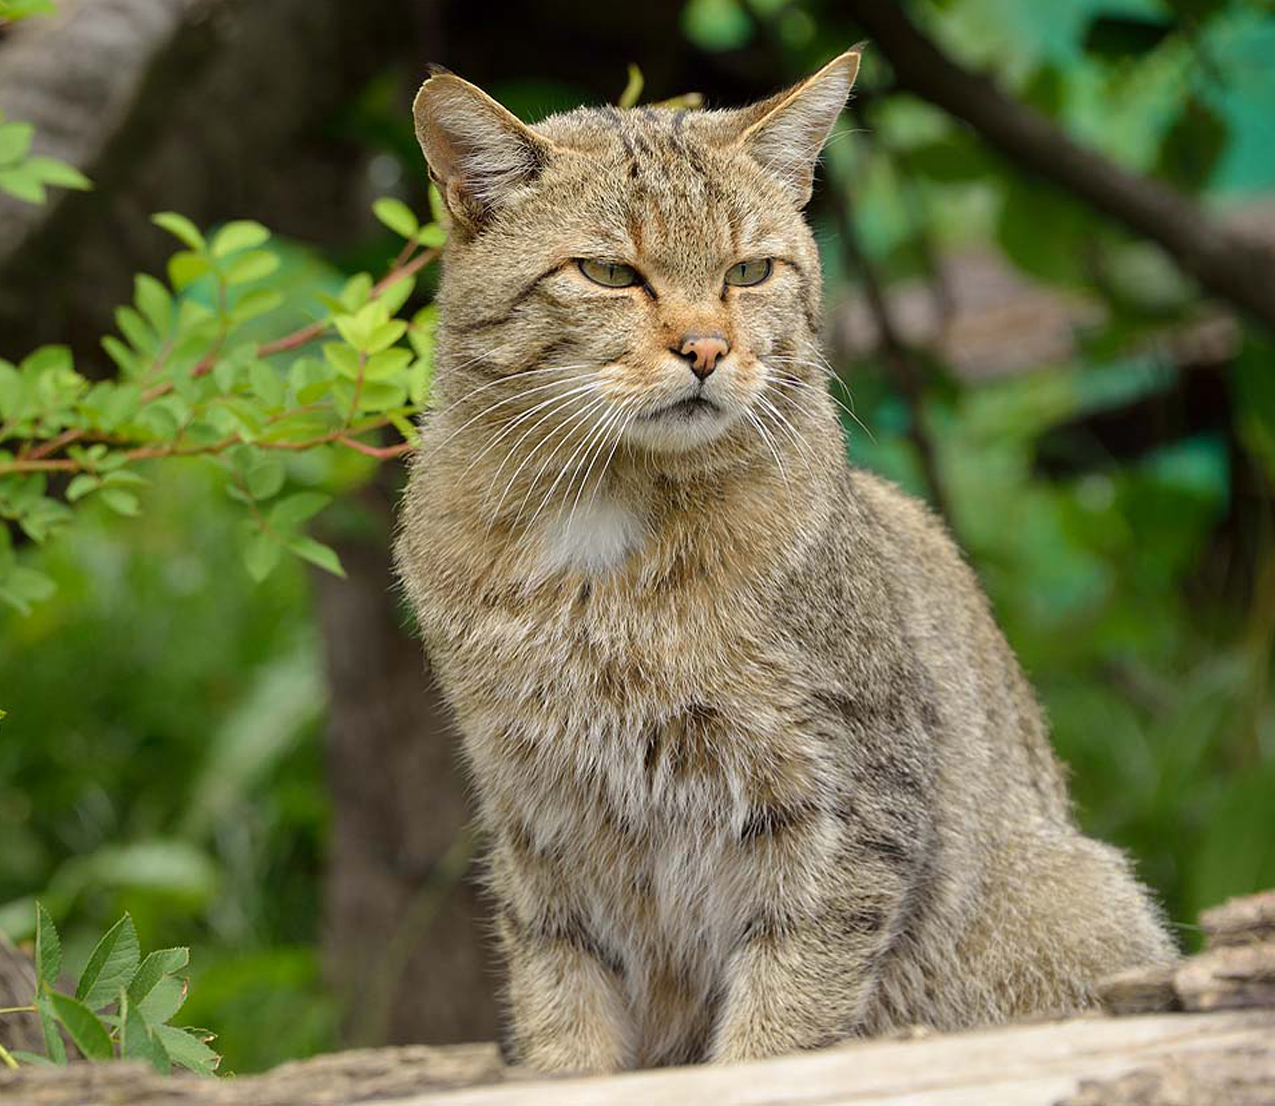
[2,0,1274,1074]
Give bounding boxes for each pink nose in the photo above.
[678,332,730,380]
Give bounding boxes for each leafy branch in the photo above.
[0,196,443,611]
[0,903,219,1074]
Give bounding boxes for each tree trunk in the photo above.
[314,483,499,1047]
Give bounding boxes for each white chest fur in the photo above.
[537,499,644,575]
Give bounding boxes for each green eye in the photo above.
[578,259,641,288]
[724,258,773,287]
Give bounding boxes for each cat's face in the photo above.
[415,52,858,486]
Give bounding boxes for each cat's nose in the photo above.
[677,332,730,380]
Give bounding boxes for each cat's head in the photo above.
[414,51,858,477]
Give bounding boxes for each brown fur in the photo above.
[394,50,1174,1073]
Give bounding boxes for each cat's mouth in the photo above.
[645,395,721,421]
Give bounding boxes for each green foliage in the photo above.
[0,905,219,1074]
[0,199,442,612]
[0,111,90,205]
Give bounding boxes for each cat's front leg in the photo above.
[708,802,926,1063]
[491,823,633,1074]
[500,908,632,1073]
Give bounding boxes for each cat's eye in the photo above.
[724,258,773,287]
[578,259,641,288]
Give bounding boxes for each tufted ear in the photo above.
[412,68,553,233]
[733,48,862,207]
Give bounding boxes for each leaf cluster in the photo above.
[0,904,219,1075]
[0,199,444,611]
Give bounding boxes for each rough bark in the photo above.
[843,1,1275,332]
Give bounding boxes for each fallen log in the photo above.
[2,889,1273,1106]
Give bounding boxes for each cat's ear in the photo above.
[412,68,552,233]
[732,47,862,207]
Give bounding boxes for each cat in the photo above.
[393,48,1175,1072]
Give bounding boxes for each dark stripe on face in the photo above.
[447,262,565,335]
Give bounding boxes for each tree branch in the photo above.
[846,2,1275,331]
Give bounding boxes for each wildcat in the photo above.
[393,49,1175,1072]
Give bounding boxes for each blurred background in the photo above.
[1,0,1274,1075]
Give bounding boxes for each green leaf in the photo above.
[35,902,61,989]
[0,0,57,21]
[134,274,173,336]
[155,1024,219,1076]
[333,315,369,351]
[224,249,279,285]
[428,182,447,225]
[168,250,211,291]
[65,474,101,502]
[415,223,447,248]
[114,305,155,355]
[127,948,189,1008]
[75,913,140,1009]
[99,488,140,517]
[152,212,206,251]
[288,536,345,577]
[372,197,419,239]
[365,319,407,355]
[0,165,45,203]
[0,121,35,164]
[23,156,91,191]
[338,272,373,311]
[36,993,66,1064]
[122,991,170,1073]
[211,219,270,258]
[244,532,281,582]
[100,335,139,377]
[135,973,186,1024]
[323,342,361,380]
[269,492,330,530]
[102,469,150,489]
[249,360,286,409]
[49,993,113,1060]
[377,273,416,316]
[230,288,283,324]
[8,1051,56,1067]
[0,566,56,614]
[364,347,413,382]
[245,458,285,500]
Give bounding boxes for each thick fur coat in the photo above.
[394,50,1174,1072]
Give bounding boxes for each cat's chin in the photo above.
[621,405,738,454]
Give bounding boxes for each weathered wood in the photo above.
[1176,943,1275,1012]
[1203,890,1275,947]
[1096,964,1178,1016]
[2,1012,1270,1106]
[1059,1046,1275,1105]
[0,1043,511,1105]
